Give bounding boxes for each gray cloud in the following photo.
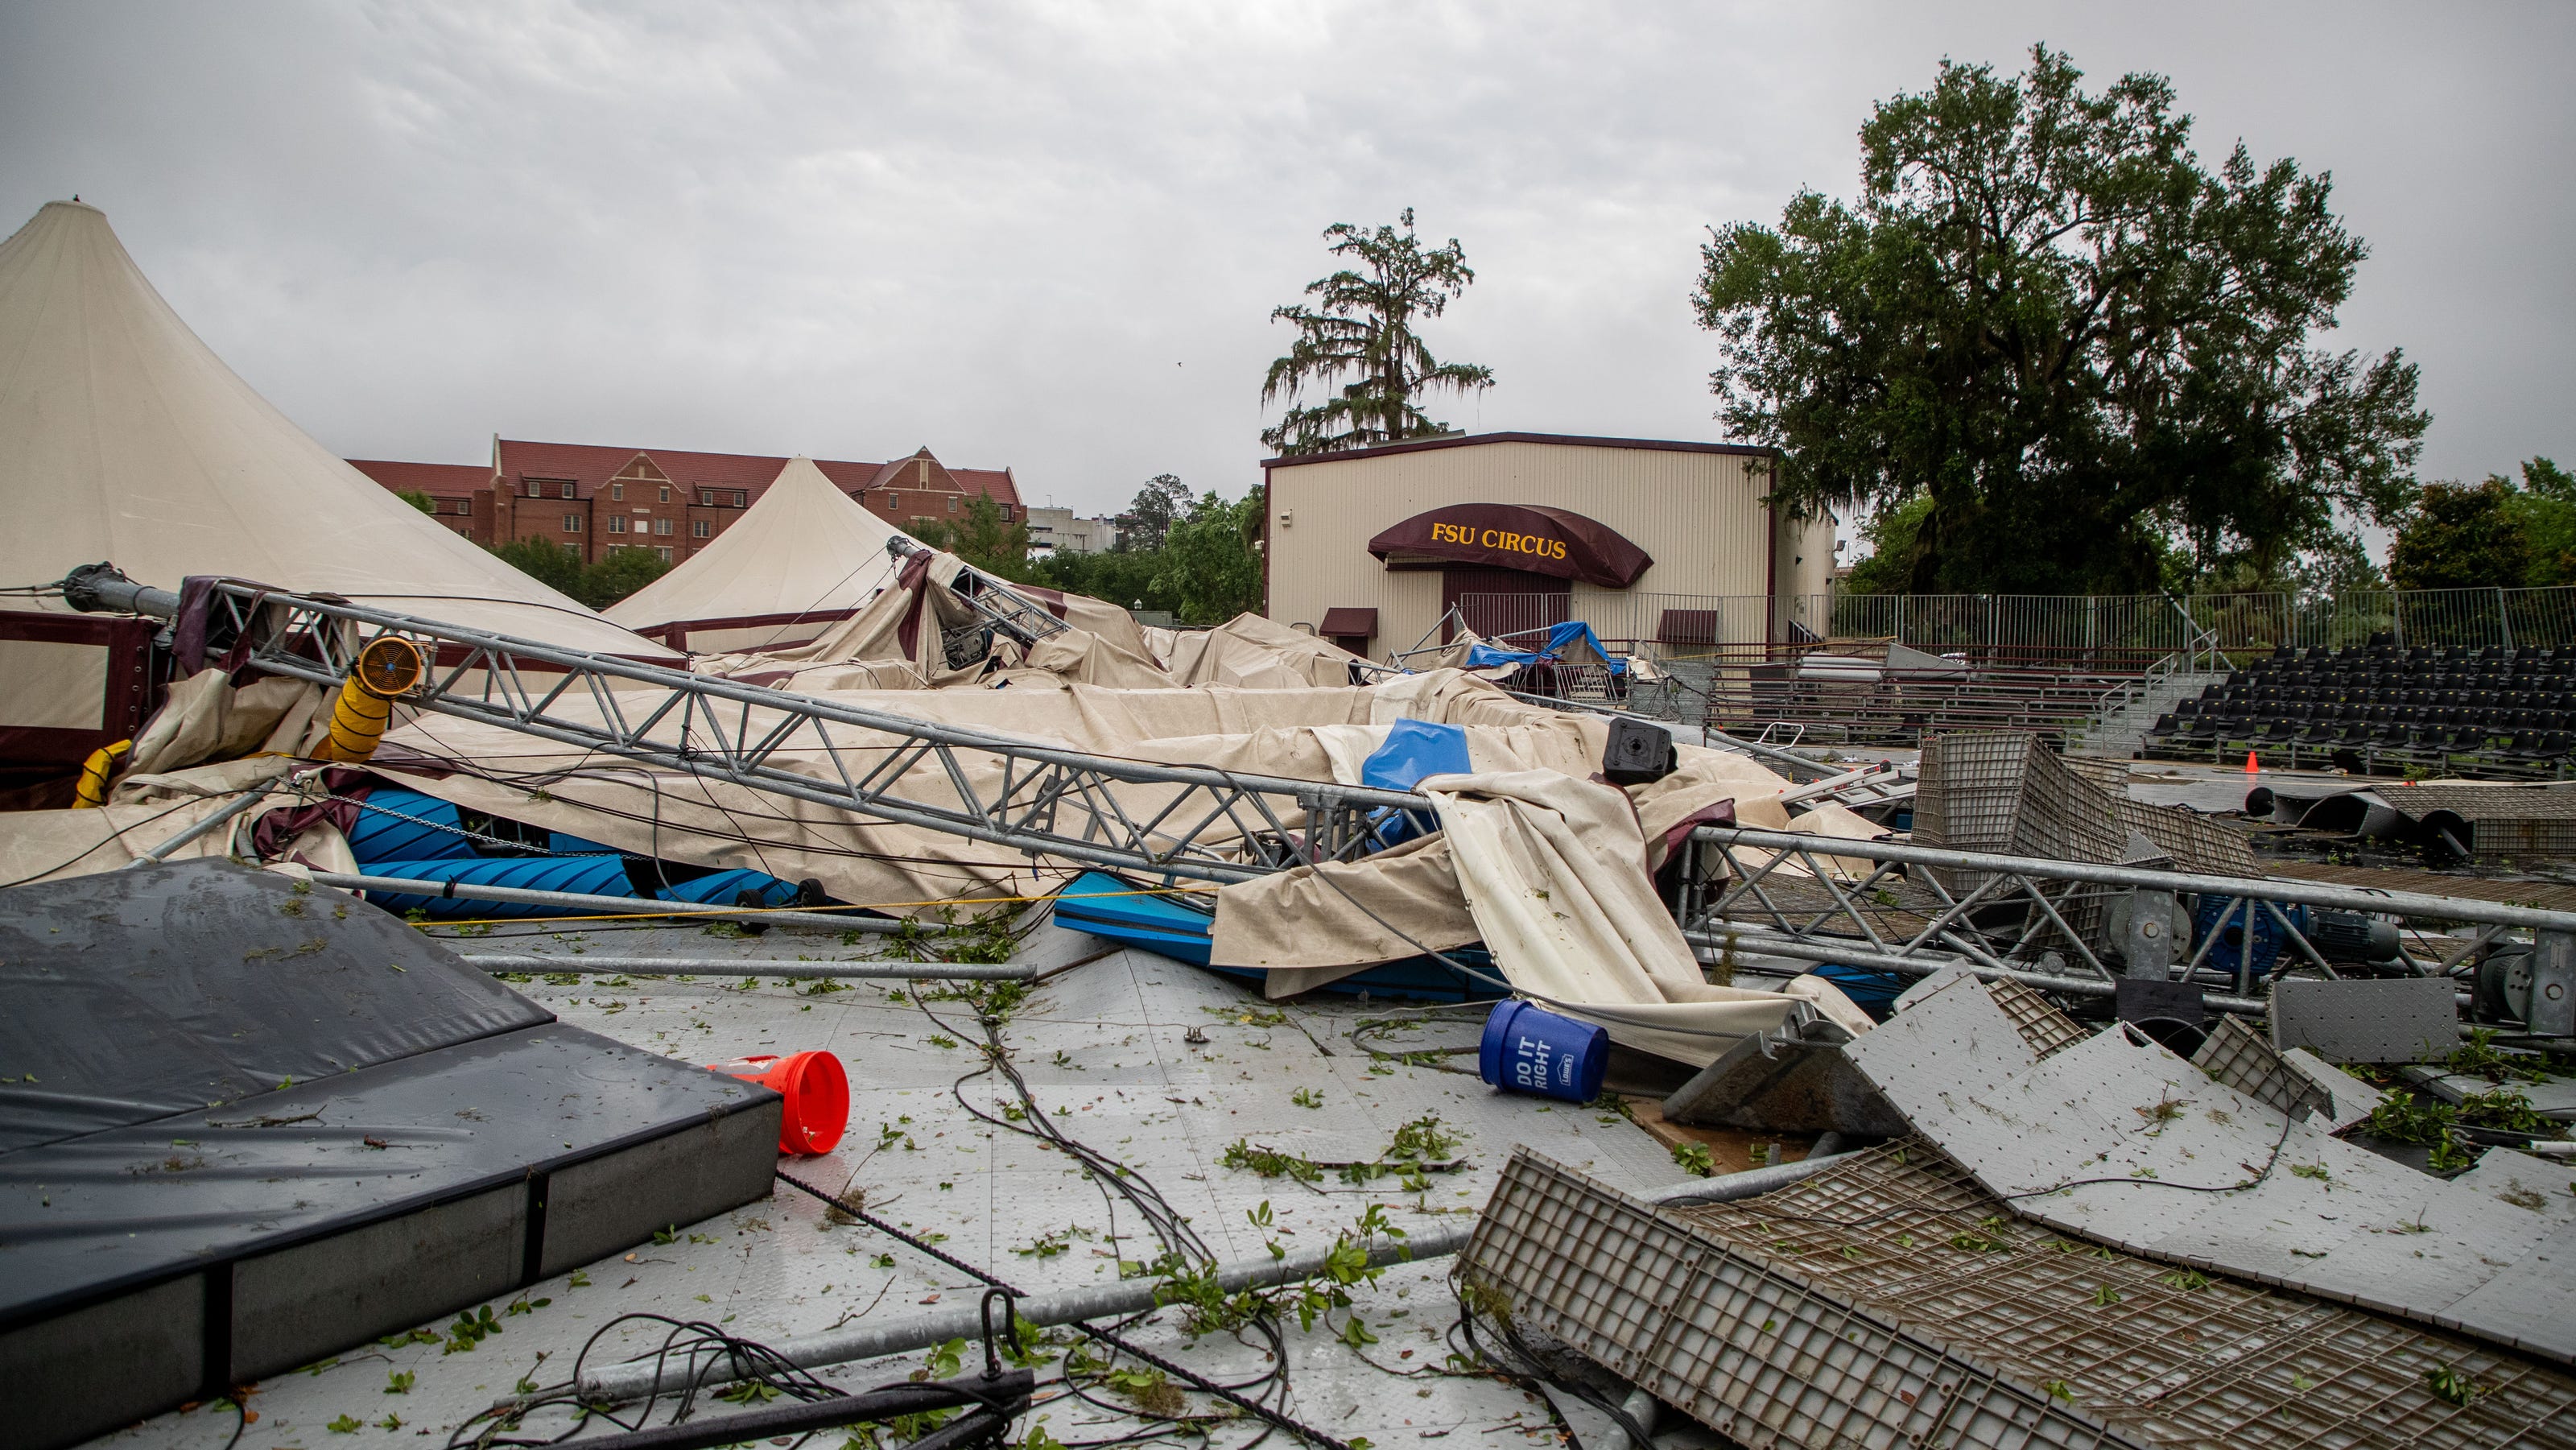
[4,1,2569,531]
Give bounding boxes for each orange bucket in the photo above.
[706,1050,848,1155]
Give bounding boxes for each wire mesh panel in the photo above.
[2191,1016,2331,1121]
[1987,977,2095,1060]
[1463,1147,2133,1450]
[1662,1144,2576,1450]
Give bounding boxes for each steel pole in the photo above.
[308,870,904,933]
[568,1224,1474,1405]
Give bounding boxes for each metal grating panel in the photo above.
[2193,1014,2330,1121]
[1987,976,2095,1060]
[1667,1144,2576,1450]
[1464,1147,2135,1450]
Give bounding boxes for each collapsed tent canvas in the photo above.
[357,667,1592,915]
[603,456,920,652]
[692,545,1175,690]
[1047,870,1506,1002]
[0,861,781,1450]
[1152,613,1378,690]
[0,200,668,664]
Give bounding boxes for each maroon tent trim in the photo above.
[1366,504,1653,589]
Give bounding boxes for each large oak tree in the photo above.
[1696,47,2426,594]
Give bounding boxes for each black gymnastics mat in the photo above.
[0,861,782,1450]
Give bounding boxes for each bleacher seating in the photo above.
[2141,643,2576,778]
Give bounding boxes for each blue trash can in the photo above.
[1480,999,1608,1103]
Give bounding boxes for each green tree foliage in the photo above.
[1152,491,1265,625]
[395,490,437,514]
[2503,458,2576,586]
[1261,208,1493,456]
[1030,549,1173,614]
[1029,485,1266,624]
[577,547,674,609]
[1113,475,1191,554]
[490,535,586,597]
[1839,496,1934,595]
[1695,46,2426,594]
[2388,480,2528,591]
[486,537,671,609]
[2390,459,2574,591]
[910,495,1031,580]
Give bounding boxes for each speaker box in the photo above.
[1602,717,1677,785]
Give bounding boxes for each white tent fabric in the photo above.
[0,200,664,660]
[604,456,916,635]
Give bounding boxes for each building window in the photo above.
[562,514,581,532]
[733,490,747,507]
[654,517,673,536]
[692,519,711,539]
[526,481,542,498]
[658,485,671,503]
[656,546,672,561]
[607,515,627,535]
[947,495,959,513]
[611,482,625,501]
[455,499,471,517]
[560,481,576,499]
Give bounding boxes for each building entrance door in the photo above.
[1443,566,1570,644]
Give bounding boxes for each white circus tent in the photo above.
[0,199,666,661]
[604,455,916,653]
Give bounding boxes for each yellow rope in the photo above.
[404,879,1224,931]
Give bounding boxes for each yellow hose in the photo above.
[72,738,131,808]
[323,636,427,762]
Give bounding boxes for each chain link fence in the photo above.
[1455,585,2576,742]
[1459,585,2576,665]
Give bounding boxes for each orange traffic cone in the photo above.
[707,1051,849,1155]
[2244,750,2259,775]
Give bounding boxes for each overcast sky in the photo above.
[4,2,2570,535]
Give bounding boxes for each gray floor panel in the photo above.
[84,916,1699,1450]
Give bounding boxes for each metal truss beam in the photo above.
[61,565,2557,1019]
[64,568,1422,886]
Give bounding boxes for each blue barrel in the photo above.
[1806,963,1907,1021]
[346,787,481,864]
[358,856,809,920]
[355,855,639,919]
[661,870,801,908]
[346,786,625,864]
[1479,1000,1608,1103]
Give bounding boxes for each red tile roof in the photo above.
[492,440,1021,510]
[347,460,489,494]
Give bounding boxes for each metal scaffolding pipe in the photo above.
[122,782,284,867]
[1688,925,2273,1014]
[455,954,1031,981]
[307,870,901,934]
[569,1223,1476,1405]
[1695,823,2576,934]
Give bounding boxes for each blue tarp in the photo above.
[1358,719,1469,849]
[1463,621,1627,675]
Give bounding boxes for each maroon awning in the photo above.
[1366,504,1652,589]
[1318,606,1378,638]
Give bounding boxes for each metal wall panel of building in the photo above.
[1264,437,1781,657]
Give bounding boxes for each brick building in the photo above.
[345,460,496,546]
[353,440,1023,565]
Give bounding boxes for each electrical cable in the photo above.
[774,1173,1365,1450]
[0,794,212,890]
[1447,1275,1657,1450]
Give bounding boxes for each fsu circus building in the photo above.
[1259,432,1835,661]
[349,440,1022,563]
